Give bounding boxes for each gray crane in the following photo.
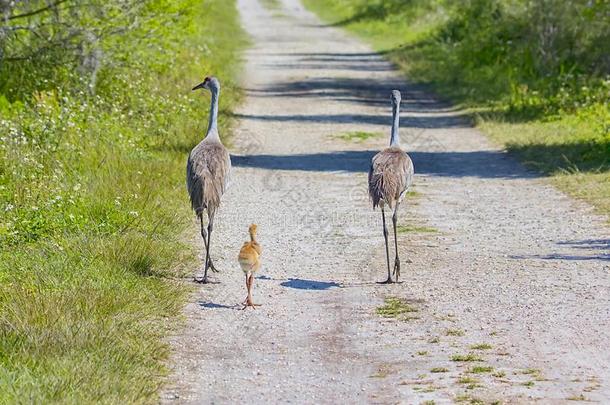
[368,90,414,284]
[187,76,231,284]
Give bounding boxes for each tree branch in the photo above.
[8,0,69,21]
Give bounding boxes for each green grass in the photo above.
[483,118,610,217]
[451,353,483,362]
[0,0,247,402]
[335,130,383,142]
[416,385,437,393]
[445,328,465,337]
[376,297,418,319]
[470,343,493,350]
[396,224,438,234]
[520,368,545,381]
[303,0,610,220]
[455,394,485,405]
[458,376,480,385]
[430,367,448,373]
[468,366,494,374]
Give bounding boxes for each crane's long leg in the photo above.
[378,206,393,284]
[197,215,218,276]
[392,201,401,282]
[195,215,208,283]
[196,214,215,284]
[203,216,214,282]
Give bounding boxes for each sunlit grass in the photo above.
[445,328,465,337]
[0,0,247,402]
[483,117,610,220]
[469,343,492,350]
[303,0,610,221]
[397,224,438,234]
[335,131,383,142]
[468,366,494,374]
[451,353,483,362]
[376,297,418,320]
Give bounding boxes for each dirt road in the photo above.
[162,0,610,403]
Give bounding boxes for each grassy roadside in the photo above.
[303,0,609,219]
[0,0,246,402]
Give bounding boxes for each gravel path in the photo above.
[162,0,610,403]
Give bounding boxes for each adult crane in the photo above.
[187,76,231,284]
[368,90,414,284]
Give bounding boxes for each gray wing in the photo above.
[186,151,204,216]
[186,142,231,217]
[368,157,383,209]
[368,148,414,209]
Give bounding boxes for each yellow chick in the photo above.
[238,224,261,309]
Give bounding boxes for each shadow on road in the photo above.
[510,253,609,262]
[511,239,610,262]
[197,301,240,310]
[280,278,341,290]
[233,150,536,179]
[233,112,464,129]
[557,239,610,250]
[240,75,457,116]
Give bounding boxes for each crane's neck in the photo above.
[249,230,256,242]
[389,102,400,147]
[205,87,220,141]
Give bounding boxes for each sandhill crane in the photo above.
[238,224,262,309]
[368,90,414,284]
[187,76,231,284]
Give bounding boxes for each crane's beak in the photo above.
[192,82,206,91]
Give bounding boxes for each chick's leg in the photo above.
[244,273,261,309]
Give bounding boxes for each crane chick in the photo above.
[238,224,262,309]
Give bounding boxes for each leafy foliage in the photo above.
[305,0,609,218]
[314,0,609,118]
[0,0,246,402]
[0,0,195,98]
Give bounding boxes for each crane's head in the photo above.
[391,90,401,105]
[192,76,220,92]
[248,223,258,235]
